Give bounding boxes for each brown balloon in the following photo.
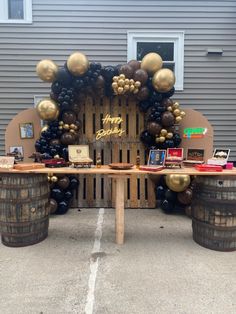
[136,86,149,101]
[177,188,193,205]
[49,198,58,214]
[161,111,175,127]
[119,64,134,79]
[147,121,162,136]
[152,68,176,93]
[57,176,70,190]
[62,111,76,125]
[133,69,148,86]
[128,60,141,72]
[95,75,105,89]
[36,59,58,82]
[60,132,76,145]
[71,103,80,114]
[162,98,174,108]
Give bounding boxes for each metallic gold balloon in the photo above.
[36,59,58,82]
[160,129,168,136]
[113,76,119,82]
[180,111,186,117]
[155,137,160,143]
[112,82,118,89]
[175,116,182,123]
[159,136,166,142]
[118,79,125,87]
[152,69,176,93]
[119,74,125,80]
[165,174,191,192]
[141,53,163,75]
[167,106,173,112]
[63,124,70,130]
[67,52,89,76]
[134,81,141,88]
[173,102,180,109]
[166,132,173,139]
[41,125,48,133]
[36,98,59,121]
[124,84,130,91]
[51,176,58,183]
[173,109,181,116]
[117,87,124,94]
[129,79,135,85]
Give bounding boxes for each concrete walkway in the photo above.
[0,208,235,314]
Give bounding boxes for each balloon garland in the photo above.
[35,51,186,214]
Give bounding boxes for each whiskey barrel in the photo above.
[0,173,50,247]
[192,176,236,251]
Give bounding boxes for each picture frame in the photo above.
[19,122,34,139]
[68,145,92,163]
[9,146,24,162]
[212,149,230,160]
[148,150,166,167]
[0,156,15,169]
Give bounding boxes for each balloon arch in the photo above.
[35,51,191,215]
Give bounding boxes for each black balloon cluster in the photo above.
[49,175,79,215]
[155,176,193,215]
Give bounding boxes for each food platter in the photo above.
[108,163,134,170]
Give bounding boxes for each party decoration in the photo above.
[67,52,89,76]
[177,188,193,205]
[141,53,163,75]
[49,198,58,214]
[36,59,58,82]
[152,69,176,93]
[165,174,191,192]
[96,114,125,140]
[57,176,70,190]
[36,98,59,121]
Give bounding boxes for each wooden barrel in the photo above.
[192,176,236,251]
[0,173,50,247]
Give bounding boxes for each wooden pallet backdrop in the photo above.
[71,96,156,208]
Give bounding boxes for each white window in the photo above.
[0,0,32,23]
[127,31,184,91]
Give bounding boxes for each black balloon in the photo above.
[51,188,64,202]
[64,190,73,200]
[56,67,72,86]
[161,199,174,213]
[155,185,166,200]
[165,189,177,202]
[49,198,58,214]
[57,176,70,190]
[69,176,79,190]
[140,130,156,147]
[56,201,69,215]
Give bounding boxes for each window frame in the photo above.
[0,0,32,24]
[127,31,184,91]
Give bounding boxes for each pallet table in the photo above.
[0,166,236,249]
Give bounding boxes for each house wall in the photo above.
[0,0,236,160]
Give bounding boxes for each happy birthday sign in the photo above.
[96,114,125,140]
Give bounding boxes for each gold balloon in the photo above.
[175,116,182,123]
[36,59,58,82]
[160,129,168,136]
[152,69,176,92]
[134,81,141,88]
[167,106,173,112]
[173,109,181,116]
[129,79,135,85]
[41,125,48,133]
[112,82,118,89]
[166,132,173,139]
[165,174,191,192]
[118,79,125,87]
[113,76,119,82]
[159,136,166,142]
[117,87,124,94]
[180,111,186,117]
[51,176,58,183]
[124,78,130,85]
[155,137,160,143]
[36,99,59,121]
[141,53,163,75]
[119,74,125,80]
[130,85,135,92]
[63,124,70,130]
[67,52,89,76]
[173,102,180,109]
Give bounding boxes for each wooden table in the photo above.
[1,166,236,245]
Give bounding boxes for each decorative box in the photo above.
[42,158,67,168]
[68,145,93,168]
[14,163,45,170]
[207,149,230,166]
[165,148,183,168]
[183,148,205,166]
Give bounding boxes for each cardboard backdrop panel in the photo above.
[5,108,41,162]
[178,109,214,162]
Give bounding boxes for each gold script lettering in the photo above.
[96,127,125,140]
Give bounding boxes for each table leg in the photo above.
[115,177,125,245]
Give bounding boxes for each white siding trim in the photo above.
[127,30,184,91]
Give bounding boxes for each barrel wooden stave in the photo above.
[0,174,50,247]
[192,176,236,251]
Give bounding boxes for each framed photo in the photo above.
[68,145,92,162]
[0,156,15,169]
[9,146,24,161]
[212,149,230,160]
[148,150,166,166]
[19,123,34,139]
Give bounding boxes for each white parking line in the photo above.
[85,208,105,314]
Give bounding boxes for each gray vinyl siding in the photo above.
[0,0,236,160]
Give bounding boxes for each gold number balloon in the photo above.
[67,52,89,76]
[141,53,163,75]
[36,59,58,82]
[152,68,176,93]
[36,98,59,121]
[165,174,191,192]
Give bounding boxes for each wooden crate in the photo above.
[71,96,156,208]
